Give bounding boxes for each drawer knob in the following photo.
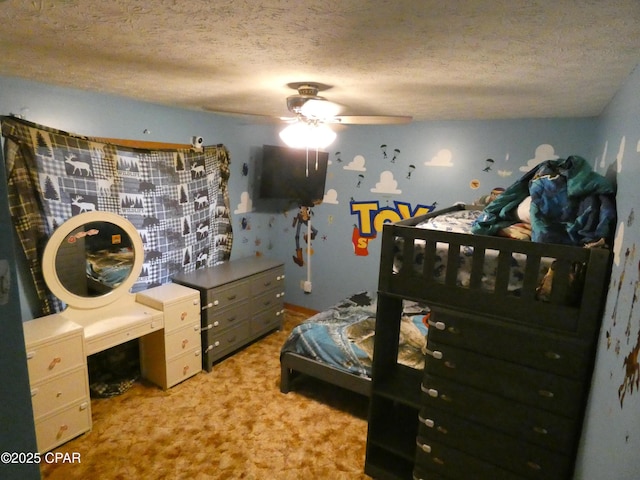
[428,320,446,331]
[31,388,38,397]
[182,339,189,349]
[538,389,555,398]
[181,311,187,321]
[545,351,562,360]
[56,424,69,439]
[425,349,443,360]
[213,321,219,327]
[26,351,35,360]
[532,426,548,435]
[48,357,61,370]
[527,461,542,471]
[418,415,434,428]
[183,365,190,375]
[416,440,431,454]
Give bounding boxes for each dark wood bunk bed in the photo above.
[364,204,613,480]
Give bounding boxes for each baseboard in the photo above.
[284,303,319,317]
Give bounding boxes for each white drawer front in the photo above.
[30,367,88,420]
[26,334,84,384]
[166,350,202,388]
[164,323,201,360]
[34,402,91,453]
[163,297,200,333]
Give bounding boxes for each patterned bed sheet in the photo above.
[393,209,552,292]
[280,291,429,378]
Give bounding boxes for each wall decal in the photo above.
[371,171,401,194]
[344,154,366,171]
[425,148,453,167]
[350,200,435,237]
[292,206,316,267]
[323,188,339,204]
[234,191,253,214]
[519,144,559,172]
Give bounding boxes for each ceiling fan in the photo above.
[280,82,412,125]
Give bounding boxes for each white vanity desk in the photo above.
[23,212,201,453]
[60,299,163,356]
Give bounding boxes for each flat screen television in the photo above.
[258,145,329,206]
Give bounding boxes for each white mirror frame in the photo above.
[42,211,144,310]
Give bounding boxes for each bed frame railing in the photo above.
[379,206,611,338]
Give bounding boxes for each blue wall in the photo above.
[1,68,638,478]
[574,64,640,480]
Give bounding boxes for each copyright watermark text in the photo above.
[1,451,81,464]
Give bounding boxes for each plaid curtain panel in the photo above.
[1,116,233,315]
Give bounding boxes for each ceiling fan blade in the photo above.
[330,115,412,125]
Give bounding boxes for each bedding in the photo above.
[471,156,616,246]
[392,208,552,293]
[280,292,429,378]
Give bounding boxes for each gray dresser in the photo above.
[172,257,286,371]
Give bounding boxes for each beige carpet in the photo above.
[40,311,371,480]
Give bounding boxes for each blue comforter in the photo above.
[280,292,429,377]
[472,156,616,246]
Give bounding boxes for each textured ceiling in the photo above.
[1,0,639,121]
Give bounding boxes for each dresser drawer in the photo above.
[34,401,91,453]
[421,375,577,454]
[425,341,584,418]
[30,366,89,420]
[250,267,285,296]
[202,300,250,330]
[165,323,201,360]
[251,304,284,336]
[203,280,250,311]
[163,297,200,333]
[165,349,201,387]
[418,406,572,479]
[251,289,285,315]
[26,334,84,384]
[428,307,592,379]
[415,437,522,480]
[204,320,251,361]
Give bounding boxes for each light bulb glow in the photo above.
[279,121,336,149]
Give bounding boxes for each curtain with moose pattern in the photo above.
[1,116,233,315]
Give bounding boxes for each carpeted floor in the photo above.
[40,310,372,479]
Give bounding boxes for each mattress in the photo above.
[280,291,429,378]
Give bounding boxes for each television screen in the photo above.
[258,145,329,206]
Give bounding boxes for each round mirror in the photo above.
[42,211,143,310]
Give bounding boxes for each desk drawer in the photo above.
[166,349,201,387]
[26,335,84,384]
[165,323,201,360]
[35,401,91,453]
[163,298,200,333]
[30,367,88,420]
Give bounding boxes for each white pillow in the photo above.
[516,196,532,223]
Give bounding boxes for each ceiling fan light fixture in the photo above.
[279,121,336,150]
[300,98,341,119]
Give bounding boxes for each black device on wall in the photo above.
[257,145,329,207]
